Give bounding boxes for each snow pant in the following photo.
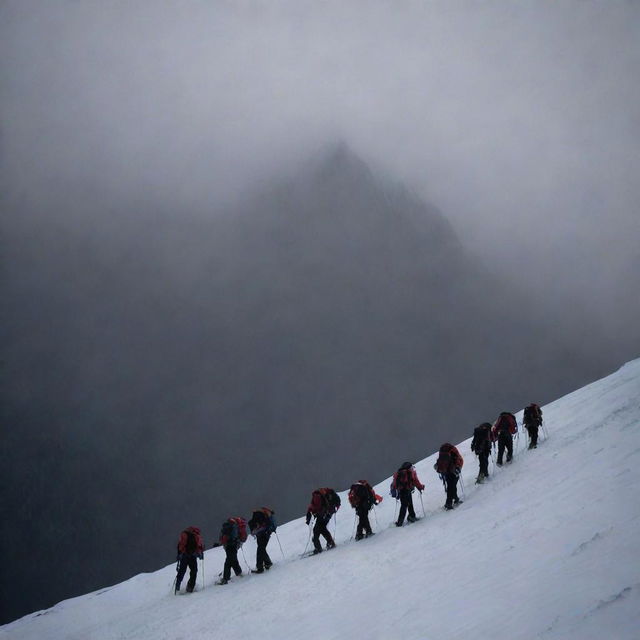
[255,532,272,570]
[355,505,373,538]
[477,450,490,477]
[444,472,459,507]
[176,553,198,590]
[497,432,513,464]
[223,544,242,580]
[525,424,539,447]
[396,489,416,525]
[312,513,335,552]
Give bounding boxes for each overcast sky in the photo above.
[2,0,639,331]
[2,1,639,623]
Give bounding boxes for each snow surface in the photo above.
[4,359,640,639]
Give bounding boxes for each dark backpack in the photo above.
[472,424,492,454]
[349,482,373,508]
[250,508,277,535]
[315,488,341,513]
[524,404,542,426]
[184,529,197,554]
[221,520,237,543]
[435,443,456,474]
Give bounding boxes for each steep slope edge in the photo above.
[4,367,639,639]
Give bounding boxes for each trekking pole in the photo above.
[350,512,357,541]
[274,531,286,560]
[333,512,338,540]
[373,505,380,529]
[172,556,180,594]
[542,422,549,440]
[302,522,313,556]
[201,556,205,591]
[418,491,426,517]
[459,475,466,501]
[240,545,251,573]
[393,499,398,523]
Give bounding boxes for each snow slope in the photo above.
[4,360,640,640]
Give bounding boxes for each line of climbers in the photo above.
[173,403,544,593]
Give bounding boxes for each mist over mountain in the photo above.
[0,145,625,623]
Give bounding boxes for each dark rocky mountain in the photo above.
[0,144,610,623]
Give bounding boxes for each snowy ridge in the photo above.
[4,360,640,639]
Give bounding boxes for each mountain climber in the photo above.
[434,444,464,509]
[216,517,247,585]
[348,480,382,540]
[391,462,425,526]
[492,412,518,465]
[523,403,543,448]
[306,488,341,554]
[471,422,493,483]
[248,508,277,573]
[175,526,204,594]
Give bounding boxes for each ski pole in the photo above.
[302,522,313,556]
[350,512,357,541]
[240,545,251,573]
[172,556,180,594]
[542,422,549,440]
[274,531,286,560]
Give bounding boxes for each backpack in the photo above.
[524,404,542,426]
[434,443,462,474]
[184,529,198,554]
[221,517,248,546]
[178,526,203,555]
[471,423,492,454]
[249,508,277,535]
[312,488,341,514]
[392,462,414,495]
[348,481,374,509]
[495,412,517,435]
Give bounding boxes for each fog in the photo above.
[1,0,639,625]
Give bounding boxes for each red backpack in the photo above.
[311,488,341,514]
[348,481,375,508]
[495,412,517,435]
[177,526,204,555]
[220,517,248,546]
[434,443,463,474]
[394,464,414,491]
